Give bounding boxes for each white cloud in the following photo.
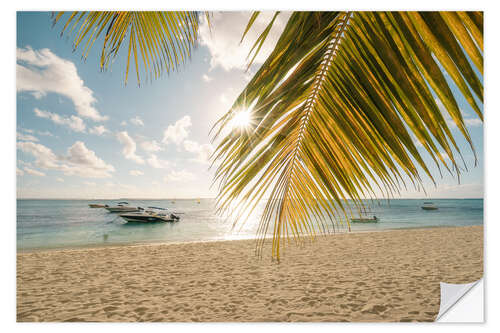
[34,108,86,132]
[465,118,482,127]
[16,47,107,121]
[163,170,196,182]
[219,87,239,109]
[130,116,144,126]
[146,154,170,169]
[62,141,116,177]
[24,167,46,177]
[17,132,38,142]
[89,125,109,136]
[434,98,482,129]
[121,120,127,126]
[202,74,213,82]
[56,177,64,182]
[16,168,24,176]
[140,140,163,152]
[162,115,192,145]
[21,128,55,137]
[116,131,144,164]
[129,170,144,176]
[160,116,214,164]
[17,141,59,169]
[84,181,96,186]
[199,12,291,71]
[183,140,214,164]
[38,130,54,137]
[17,141,115,178]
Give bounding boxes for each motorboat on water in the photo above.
[89,203,106,208]
[421,202,438,210]
[351,204,379,223]
[119,207,181,223]
[351,216,379,223]
[104,202,141,213]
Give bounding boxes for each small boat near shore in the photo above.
[421,202,438,210]
[89,203,106,208]
[351,216,379,223]
[120,207,180,223]
[351,204,378,223]
[105,202,141,213]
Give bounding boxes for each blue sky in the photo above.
[16,11,483,199]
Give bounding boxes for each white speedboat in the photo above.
[104,202,141,213]
[89,203,106,208]
[120,207,180,223]
[421,202,438,210]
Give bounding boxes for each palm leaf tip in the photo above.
[211,11,483,260]
[52,11,210,85]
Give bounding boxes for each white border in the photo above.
[3,1,499,331]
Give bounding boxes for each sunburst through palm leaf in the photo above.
[211,11,483,260]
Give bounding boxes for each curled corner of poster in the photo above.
[436,278,484,322]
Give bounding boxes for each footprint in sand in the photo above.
[366,305,387,314]
[134,307,148,315]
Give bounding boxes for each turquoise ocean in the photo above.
[17,198,483,251]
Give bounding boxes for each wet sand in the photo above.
[17,225,483,322]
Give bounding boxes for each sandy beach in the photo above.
[17,225,483,322]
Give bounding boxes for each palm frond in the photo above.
[211,11,483,260]
[52,11,210,85]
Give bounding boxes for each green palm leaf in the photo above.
[211,11,483,260]
[52,11,210,85]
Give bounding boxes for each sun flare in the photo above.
[231,109,251,129]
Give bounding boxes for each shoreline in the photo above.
[18,225,483,322]
[17,224,481,254]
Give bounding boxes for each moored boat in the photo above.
[104,202,141,213]
[351,216,379,223]
[89,203,106,208]
[120,207,180,223]
[421,202,438,210]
